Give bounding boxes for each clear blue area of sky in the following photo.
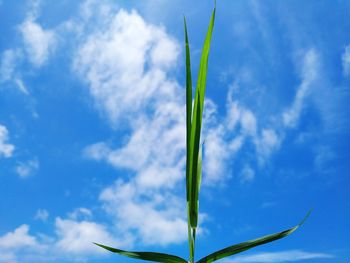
[0,0,349,262]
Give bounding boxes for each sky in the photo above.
[0,0,349,262]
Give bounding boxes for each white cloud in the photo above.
[203,125,231,183]
[223,250,333,263]
[55,217,125,255]
[342,45,350,76]
[0,215,128,262]
[0,225,39,250]
[15,158,39,178]
[77,5,189,246]
[85,106,189,246]
[0,125,15,158]
[68,207,92,220]
[0,224,44,263]
[241,109,257,135]
[14,78,29,95]
[73,8,179,124]
[240,165,255,183]
[19,19,56,67]
[35,209,49,222]
[283,49,318,128]
[203,84,282,183]
[0,51,30,94]
[100,180,187,246]
[0,49,20,82]
[255,129,281,165]
[84,101,188,246]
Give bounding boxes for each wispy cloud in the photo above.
[0,49,21,82]
[15,158,40,178]
[223,250,333,263]
[240,165,255,183]
[0,124,15,158]
[283,49,318,128]
[342,45,350,76]
[34,209,49,222]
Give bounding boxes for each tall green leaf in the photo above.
[184,16,195,263]
[196,211,312,263]
[93,243,187,263]
[184,16,193,203]
[188,4,216,230]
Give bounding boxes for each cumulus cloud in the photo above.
[0,124,15,158]
[73,8,179,124]
[0,224,44,263]
[223,250,333,263]
[16,0,56,68]
[0,215,126,262]
[77,4,189,246]
[55,217,125,255]
[84,106,189,245]
[0,225,39,250]
[100,180,187,246]
[19,19,56,67]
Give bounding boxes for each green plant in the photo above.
[94,4,310,263]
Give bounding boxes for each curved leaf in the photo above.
[196,211,311,263]
[94,243,188,263]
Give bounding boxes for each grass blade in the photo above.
[184,16,195,263]
[196,211,312,263]
[188,4,216,230]
[184,15,193,207]
[94,243,188,263]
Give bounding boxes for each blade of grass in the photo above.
[184,16,195,263]
[196,211,312,263]
[94,243,188,263]
[188,4,216,230]
[184,16,193,203]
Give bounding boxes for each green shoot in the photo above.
[94,3,311,263]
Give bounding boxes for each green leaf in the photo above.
[188,5,216,230]
[196,211,312,263]
[184,16,193,203]
[94,243,188,263]
[184,16,195,263]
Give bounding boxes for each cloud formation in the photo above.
[0,124,15,158]
[15,158,40,178]
[19,19,56,67]
[283,49,318,128]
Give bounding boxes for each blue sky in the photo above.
[0,0,349,262]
